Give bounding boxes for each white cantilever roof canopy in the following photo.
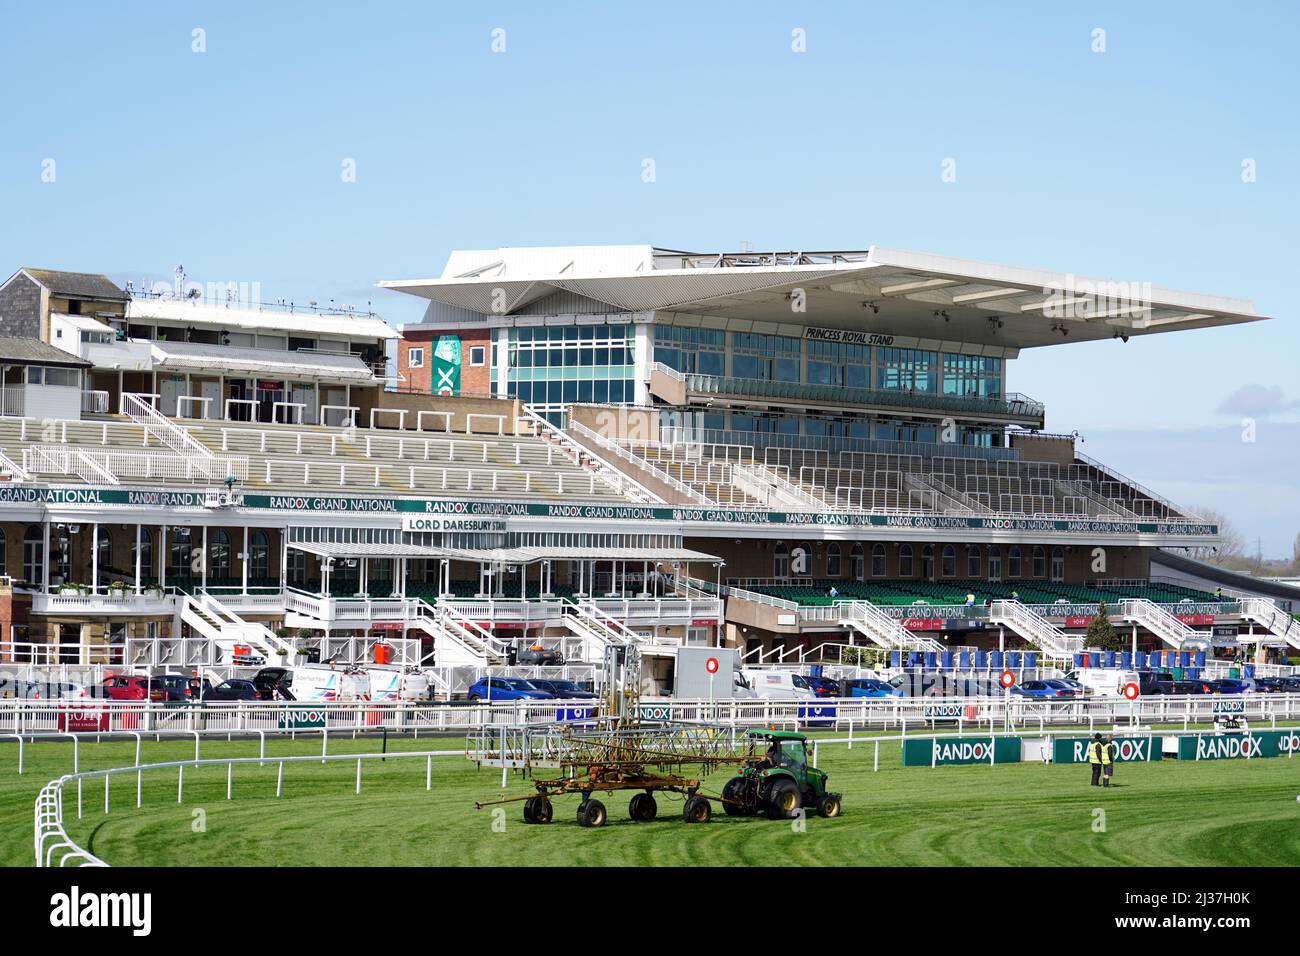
[151,341,378,384]
[380,244,1267,350]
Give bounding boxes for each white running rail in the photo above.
[1119,598,1206,650]
[987,600,1083,663]
[1238,598,1300,650]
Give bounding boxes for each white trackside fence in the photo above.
[4,692,1300,738]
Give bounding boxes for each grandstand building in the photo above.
[0,250,1294,691]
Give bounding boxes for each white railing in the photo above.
[25,443,249,485]
[1238,598,1300,649]
[987,600,1082,661]
[122,392,235,482]
[1119,598,1207,650]
[527,408,660,504]
[565,419,702,505]
[81,390,110,415]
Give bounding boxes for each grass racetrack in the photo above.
[6,730,1300,867]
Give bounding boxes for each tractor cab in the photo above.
[722,730,842,821]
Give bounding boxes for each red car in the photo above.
[101,675,153,701]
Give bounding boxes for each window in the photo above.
[1032,546,1046,578]
[210,529,232,579]
[899,544,913,578]
[826,543,841,578]
[95,532,111,576]
[921,545,935,579]
[23,526,44,585]
[941,545,956,578]
[871,544,885,578]
[250,531,270,580]
[408,348,424,369]
[469,346,486,367]
[169,529,193,578]
[1007,546,1022,578]
[987,546,1002,582]
[967,545,981,578]
[852,543,865,581]
[1051,547,1065,583]
[773,541,790,578]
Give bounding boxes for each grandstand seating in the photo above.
[604,431,1193,521]
[0,414,634,503]
[734,579,1219,608]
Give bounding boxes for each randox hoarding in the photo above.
[902,736,1021,767]
[1052,736,1161,764]
[1177,730,1300,761]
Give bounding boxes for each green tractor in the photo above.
[722,729,842,820]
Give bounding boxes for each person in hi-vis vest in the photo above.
[1102,734,1116,787]
[1087,734,1105,787]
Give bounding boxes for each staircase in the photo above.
[563,601,642,659]
[123,392,233,482]
[1119,598,1208,650]
[182,592,292,665]
[407,602,509,666]
[837,600,944,653]
[1237,598,1300,650]
[987,600,1083,664]
[730,462,826,510]
[904,473,988,514]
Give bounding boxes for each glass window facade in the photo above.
[507,324,635,425]
[654,326,724,376]
[731,332,800,382]
[807,339,871,388]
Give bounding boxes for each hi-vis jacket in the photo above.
[1087,742,1104,764]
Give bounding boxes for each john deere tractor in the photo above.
[721,729,842,820]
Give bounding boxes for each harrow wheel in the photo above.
[577,799,607,828]
[523,797,537,824]
[532,795,552,824]
[683,795,712,824]
[629,793,658,822]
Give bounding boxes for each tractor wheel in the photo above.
[523,796,537,824]
[683,795,712,824]
[765,778,802,820]
[577,799,607,828]
[722,777,751,816]
[532,795,553,824]
[815,793,842,818]
[629,793,658,822]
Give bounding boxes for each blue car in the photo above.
[1015,680,1076,700]
[527,679,598,700]
[1206,679,1252,695]
[843,678,900,698]
[466,677,556,701]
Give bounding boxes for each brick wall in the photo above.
[398,328,493,396]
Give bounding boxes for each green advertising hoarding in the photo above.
[1052,736,1161,764]
[430,336,461,395]
[902,736,1021,766]
[1176,730,1300,761]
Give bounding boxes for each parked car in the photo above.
[466,677,556,701]
[1137,671,1177,695]
[511,643,564,665]
[151,674,202,703]
[1055,677,1087,695]
[1172,679,1212,695]
[1253,677,1295,694]
[526,679,598,700]
[807,676,842,698]
[202,679,260,702]
[101,675,152,701]
[1017,680,1076,700]
[1063,669,1142,698]
[841,678,900,698]
[1205,678,1252,694]
[742,670,817,700]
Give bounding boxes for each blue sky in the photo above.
[1,2,1296,552]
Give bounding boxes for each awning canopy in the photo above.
[151,341,378,384]
[287,541,720,564]
[382,244,1266,350]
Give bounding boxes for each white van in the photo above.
[741,669,817,700]
[1064,668,1141,699]
[368,667,430,702]
[257,665,370,702]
